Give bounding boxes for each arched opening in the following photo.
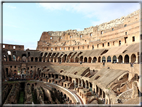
[118,55,123,63]
[98,56,101,62]
[107,56,111,62]
[13,55,16,61]
[75,57,79,63]
[54,58,56,62]
[58,57,61,63]
[56,74,58,79]
[102,56,106,62]
[6,68,8,76]
[40,52,43,57]
[88,57,92,63]
[96,85,98,93]
[84,57,87,63]
[48,74,51,78]
[83,80,85,88]
[93,57,97,63]
[35,57,38,62]
[62,75,65,79]
[62,54,67,62]
[131,54,136,63]
[52,74,54,78]
[39,57,42,62]
[124,55,129,63]
[66,76,68,81]
[47,58,49,62]
[51,58,53,62]
[31,57,33,62]
[100,89,102,96]
[89,82,92,91]
[7,51,12,61]
[113,55,117,63]
[3,55,7,61]
[28,52,30,57]
[22,54,26,62]
[80,56,83,62]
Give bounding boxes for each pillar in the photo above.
[135,55,138,63]
[81,80,83,87]
[98,88,100,96]
[33,57,35,62]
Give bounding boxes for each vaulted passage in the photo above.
[131,54,136,63]
[124,55,129,63]
[118,55,123,63]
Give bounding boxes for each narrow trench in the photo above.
[18,82,25,104]
[3,84,12,104]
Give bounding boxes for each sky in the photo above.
[2,2,140,50]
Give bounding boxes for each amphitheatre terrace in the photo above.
[2,9,142,105]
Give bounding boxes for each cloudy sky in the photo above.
[3,2,140,50]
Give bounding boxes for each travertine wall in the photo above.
[36,9,140,52]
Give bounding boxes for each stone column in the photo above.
[117,58,118,63]
[98,88,100,96]
[102,91,104,98]
[78,79,80,87]
[81,80,83,87]
[33,57,35,62]
[129,56,131,63]
[85,82,87,88]
[135,55,138,63]
[42,58,44,62]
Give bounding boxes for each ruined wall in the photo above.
[37,9,140,52]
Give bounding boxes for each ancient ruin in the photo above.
[2,9,141,105]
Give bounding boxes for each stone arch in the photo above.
[35,57,38,62]
[58,57,61,63]
[118,55,123,63]
[107,56,111,62]
[93,57,97,63]
[89,82,92,91]
[88,57,92,63]
[124,54,129,63]
[54,58,56,62]
[13,55,16,61]
[80,56,83,62]
[66,76,68,81]
[131,54,136,63]
[22,54,27,62]
[39,57,42,62]
[102,56,106,62]
[98,56,101,62]
[113,55,117,63]
[84,57,87,63]
[62,54,67,62]
[31,57,33,62]
[75,57,79,63]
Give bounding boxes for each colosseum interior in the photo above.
[2,9,142,105]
